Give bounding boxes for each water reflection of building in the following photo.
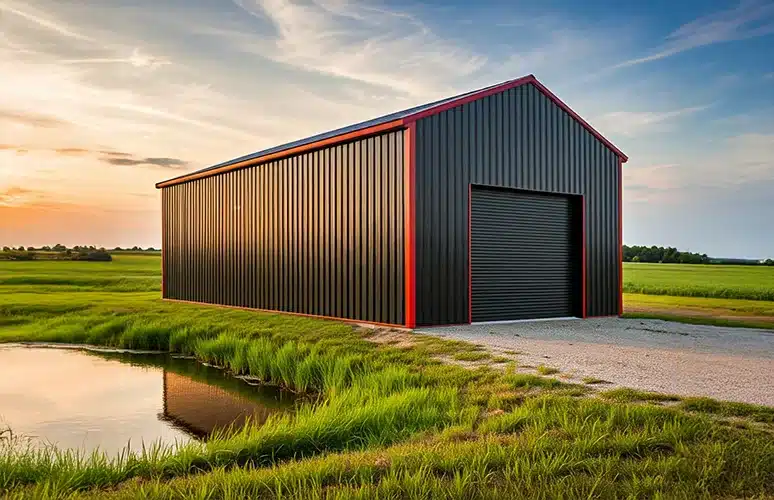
[160,371,276,439]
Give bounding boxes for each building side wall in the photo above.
[414,83,620,325]
[162,130,405,325]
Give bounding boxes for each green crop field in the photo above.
[623,262,774,301]
[0,254,160,293]
[2,256,774,498]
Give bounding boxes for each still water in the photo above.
[0,345,296,455]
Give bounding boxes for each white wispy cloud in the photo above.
[491,27,624,86]
[60,48,171,69]
[624,131,774,205]
[623,164,682,204]
[595,105,710,137]
[0,1,94,42]
[614,0,774,68]
[720,133,774,184]
[1,57,234,137]
[2,0,773,252]
[222,0,487,98]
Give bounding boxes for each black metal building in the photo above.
[156,74,627,328]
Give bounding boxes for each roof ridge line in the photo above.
[156,73,627,189]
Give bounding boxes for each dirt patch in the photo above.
[362,328,417,349]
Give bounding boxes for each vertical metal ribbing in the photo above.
[160,130,405,325]
[414,83,620,325]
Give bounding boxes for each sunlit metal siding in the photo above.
[414,82,621,325]
[162,130,405,325]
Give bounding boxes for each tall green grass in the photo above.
[32,397,774,500]
[0,256,481,494]
[0,383,464,494]
[624,262,774,301]
[0,276,160,292]
[2,256,774,498]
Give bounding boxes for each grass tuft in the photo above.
[451,351,491,362]
[582,377,611,385]
[601,388,681,404]
[679,397,774,424]
[536,365,560,376]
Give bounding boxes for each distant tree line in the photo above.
[0,243,116,262]
[624,245,774,266]
[1,244,161,262]
[110,246,158,252]
[0,244,156,252]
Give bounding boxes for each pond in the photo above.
[0,345,298,456]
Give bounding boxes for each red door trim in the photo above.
[468,185,586,321]
[618,157,624,316]
[468,184,473,323]
[581,195,587,319]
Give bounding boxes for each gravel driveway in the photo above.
[418,318,774,407]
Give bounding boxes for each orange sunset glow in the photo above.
[2,0,772,257]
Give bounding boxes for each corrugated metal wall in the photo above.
[162,130,405,325]
[414,82,620,325]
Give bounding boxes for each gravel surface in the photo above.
[418,318,774,407]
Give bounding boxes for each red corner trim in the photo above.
[618,157,624,316]
[404,75,536,122]
[404,122,417,329]
[581,195,587,319]
[468,184,473,324]
[528,78,628,163]
[161,192,166,298]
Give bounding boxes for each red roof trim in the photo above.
[528,77,628,162]
[403,75,535,122]
[403,74,628,163]
[156,74,627,189]
[155,119,406,188]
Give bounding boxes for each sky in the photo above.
[1,0,773,258]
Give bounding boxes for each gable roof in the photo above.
[156,74,627,188]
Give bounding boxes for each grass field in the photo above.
[623,262,774,328]
[2,256,774,498]
[624,294,774,329]
[623,262,774,301]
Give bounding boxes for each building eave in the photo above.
[155,74,628,189]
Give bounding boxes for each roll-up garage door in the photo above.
[470,187,579,322]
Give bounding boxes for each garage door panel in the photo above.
[472,278,572,288]
[471,187,579,322]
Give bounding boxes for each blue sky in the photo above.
[1,0,773,258]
